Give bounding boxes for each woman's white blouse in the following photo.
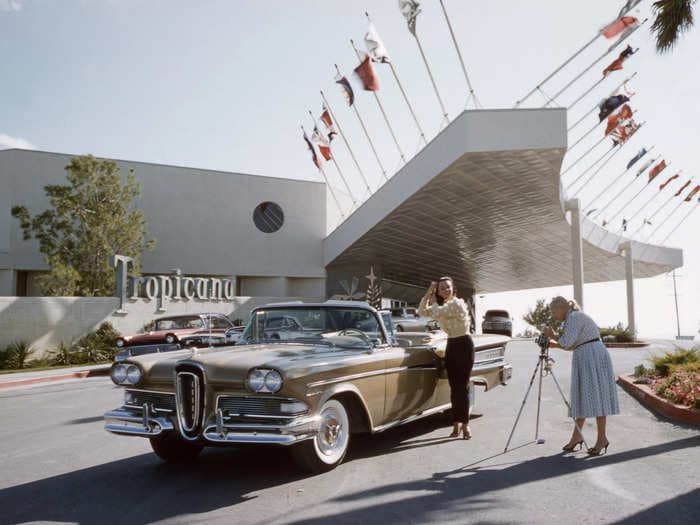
[417,296,470,338]
[557,310,601,349]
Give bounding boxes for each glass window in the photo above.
[210,315,233,329]
[253,202,284,233]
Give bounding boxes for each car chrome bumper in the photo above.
[202,412,321,445]
[501,364,513,384]
[104,407,174,437]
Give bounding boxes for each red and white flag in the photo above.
[648,160,667,182]
[685,185,700,202]
[320,103,338,141]
[312,126,332,161]
[659,173,680,190]
[602,15,638,38]
[354,54,380,91]
[605,104,633,135]
[303,130,321,170]
[675,179,692,196]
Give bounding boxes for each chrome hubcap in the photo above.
[316,403,348,460]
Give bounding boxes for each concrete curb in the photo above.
[0,366,110,390]
[550,341,649,349]
[617,374,700,426]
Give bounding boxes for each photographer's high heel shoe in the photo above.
[448,425,460,438]
[587,440,610,456]
[461,425,472,440]
[561,440,583,452]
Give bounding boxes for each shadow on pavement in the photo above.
[287,435,700,524]
[611,488,700,524]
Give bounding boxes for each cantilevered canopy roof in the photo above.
[323,108,682,294]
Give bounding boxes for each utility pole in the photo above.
[671,270,681,338]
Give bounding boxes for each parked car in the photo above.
[481,309,513,337]
[115,313,240,349]
[104,301,512,473]
[390,307,439,332]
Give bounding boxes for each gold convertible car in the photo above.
[104,301,512,472]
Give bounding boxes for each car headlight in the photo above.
[125,364,142,385]
[246,368,283,393]
[165,334,176,344]
[111,364,128,385]
[264,370,283,393]
[116,339,125,348]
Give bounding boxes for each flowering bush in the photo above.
[652,369,700,409]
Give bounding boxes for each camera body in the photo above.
[535,333,550,351]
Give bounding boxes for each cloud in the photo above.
[0,133,36,150]
[0,0,23,12]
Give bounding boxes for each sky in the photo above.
[1,0,698,339]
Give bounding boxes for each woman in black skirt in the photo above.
[418,277,475,439]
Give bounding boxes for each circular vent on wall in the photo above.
[253,202,284,233]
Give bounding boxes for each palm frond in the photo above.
[651,0,696,53]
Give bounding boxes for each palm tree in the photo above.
[651,0,696,53]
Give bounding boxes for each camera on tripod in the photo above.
[535,333,550,351]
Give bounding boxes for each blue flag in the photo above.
[626,148,647,170]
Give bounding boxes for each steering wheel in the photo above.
[337,328,372,345]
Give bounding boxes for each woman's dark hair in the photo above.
[435,276,456,305]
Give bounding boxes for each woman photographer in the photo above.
[543,296,619,455]
[418,277,474,439]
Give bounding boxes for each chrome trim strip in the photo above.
[372,403,452,433]
[126,388,176,395]
[124,404,174,414]
[176,371,200,434]
[104,408,174,437]
[203,432,312,445]
[224,413,297,420]
[306,366,408,388]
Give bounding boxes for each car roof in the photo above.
[154,313,227,320]
[254,300,377,312]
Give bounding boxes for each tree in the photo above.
[651,0,696,53]
[12,155,155,296]
[522,299,563,335]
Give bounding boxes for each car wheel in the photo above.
[165,333,176,344]
[395,325,404,332]
[291,399,350,474]
[149,433,203,463]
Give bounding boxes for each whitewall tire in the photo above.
[291,399,350,473]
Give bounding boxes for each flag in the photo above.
[602,45,635,77]
[618,0,642,18]
[610,118,639,146]
[303,130,321,170]
[320,103,338,141]
[636,157,655,177]
[399,0,421,36]
[335,75,355,106]
[626,148,647,169]
[599,94,630,121]
[312,126,332,161]
[643,218,652,226]
[365,23,390,63]
[622,218,628,231]
[648,160,667,182]
[675,179,692,196]
[586,209,597,217]
[602,16,638,38]
[605,104,633,135]
[354,54,380,91]
[685,185,700,202]
[659,173,680,190]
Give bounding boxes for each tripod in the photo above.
[504,335,588,452]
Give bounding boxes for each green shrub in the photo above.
[1,341,35,369]
[633,364,654,378]
[599,323,635,343]
[651,347,698,377]
[48,342,79,366]
[72,322,120,363]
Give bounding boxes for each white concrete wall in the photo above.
[0,295,323,357]
[0,149,329,295]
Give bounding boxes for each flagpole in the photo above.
[630,175,684,236]
[567,73,637,131]
[515,32,602,107]
[411,31,449,124]
[302,124,344,220]
[334,64,389,183]
[568,94,637,150]
[607,161,672,227]
[566,145,617,189]
[365,12,427,145]
[438,0,481,108]
[592,155,659,220]
[350,39,406,164]
[584,145,654,213]
[570,143,626,197]
[658,198,699,244]
[308,109,358,207]
[620,167,677,232]
[543,21,645,107]
[561,136,611,176]
[320,89,373,196]
[566,77,606,111]
[569,120,643,194]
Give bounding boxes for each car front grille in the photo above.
[175,365,206,439]
[125,390,176,412]
[217,396,305,422]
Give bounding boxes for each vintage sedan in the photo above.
[104,301,512,473]
[115,313,239,349]
[390,307,439,332]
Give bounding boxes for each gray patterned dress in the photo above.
[557,310,619,418]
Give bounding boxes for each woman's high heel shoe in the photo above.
[587,440,610,456]
[461,425,472,440]
[448,425,460,438]
[562,440,583,452]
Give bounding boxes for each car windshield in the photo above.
[486,311,509,319]
[154,316,204,330]
[239,307,385,347]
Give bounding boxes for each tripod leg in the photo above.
[549,369,589,450]
[535,357,545,444]
[504,358,542,452]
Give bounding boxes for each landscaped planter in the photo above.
[617,374,700,425]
